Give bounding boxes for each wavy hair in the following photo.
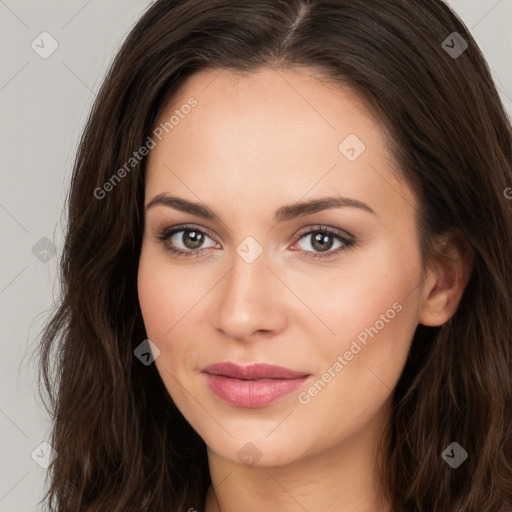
[38,0,512,510]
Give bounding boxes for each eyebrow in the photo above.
[145,193,376,222]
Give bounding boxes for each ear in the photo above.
[418,234,473,327]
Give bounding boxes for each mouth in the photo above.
[201,362,312,408]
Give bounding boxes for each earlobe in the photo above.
[417,235,473,327]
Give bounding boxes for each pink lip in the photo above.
[201,362,311,408]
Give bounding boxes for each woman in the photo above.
[38,0,512,510]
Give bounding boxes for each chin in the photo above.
[205,434,304,469]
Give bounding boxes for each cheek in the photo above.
[303,242,422,408]
[300,239,420,351]
[137,249,213,433]
[137,248,213,376]
[137,249,185,343]
[137,252,192,397]
[292,269,419,454]
[138,262,168,339]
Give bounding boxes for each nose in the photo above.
[212,246,288,343]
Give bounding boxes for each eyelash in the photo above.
[155,223,356,260]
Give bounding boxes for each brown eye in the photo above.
[293,225,356,260]
[308,231,337,252]
[157,225,217,258]
[177,229,205,249]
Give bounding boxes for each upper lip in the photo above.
[202,362,310,380]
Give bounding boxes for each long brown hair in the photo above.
[37,0,512,510]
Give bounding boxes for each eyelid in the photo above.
[294,223,355,240]
[158,223,218,243]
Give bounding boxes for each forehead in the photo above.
[144,67,416,225]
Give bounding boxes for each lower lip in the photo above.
[203,373,311,408]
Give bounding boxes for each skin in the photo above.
[137,67,471,512]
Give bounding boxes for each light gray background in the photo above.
[1,1,511,510]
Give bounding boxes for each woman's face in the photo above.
[138,67,430,467]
